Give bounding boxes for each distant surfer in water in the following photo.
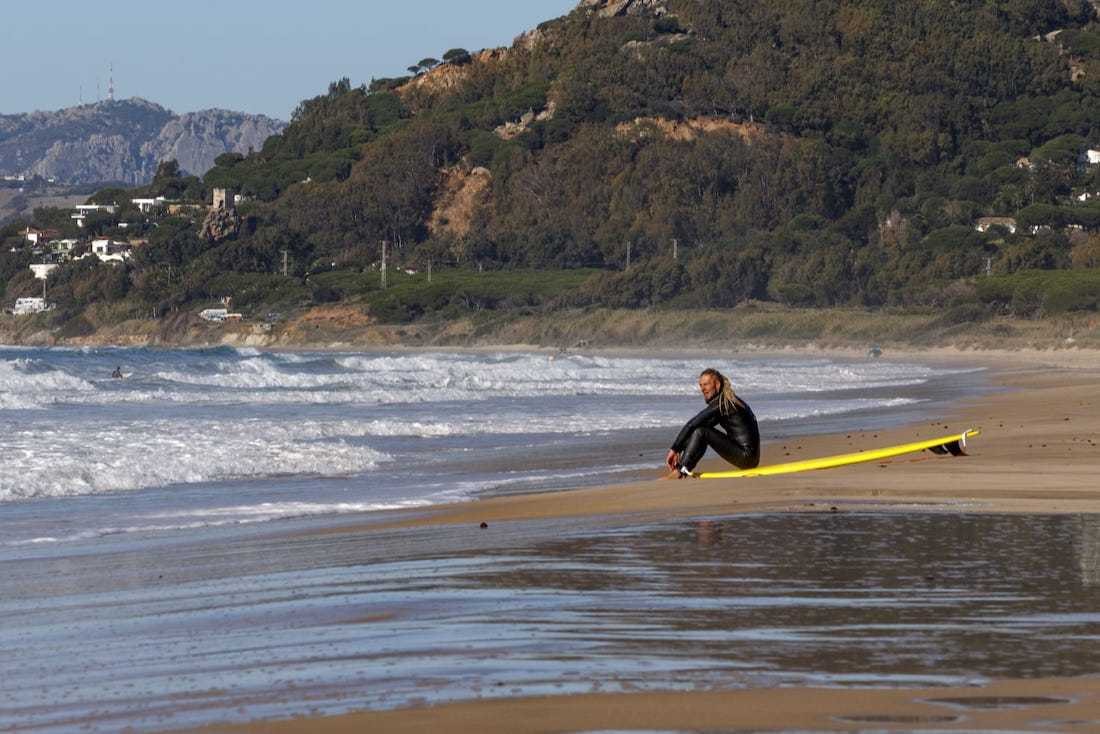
[664,368,760,479]
[111,366,123,379]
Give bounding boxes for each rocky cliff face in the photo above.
[0,98,285,185]
[576,0,669,18]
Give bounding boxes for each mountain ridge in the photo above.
[0,98,286,185]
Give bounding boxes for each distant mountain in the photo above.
[0,98,286,185]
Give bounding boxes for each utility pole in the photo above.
[625,242,632,270]
[380,239,388,289]
[672,238,678,261]
[427,258,432,284]
[281,249,289,277]
[985,257,992,277]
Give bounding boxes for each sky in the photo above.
[1,0,577,121]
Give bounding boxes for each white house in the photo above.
[90,239,132,263]
[51,239,79,254]
[1081,149,1100,166]
[975,216,1018,234]
[71,203,118,228]
[24,227,60,245]
[12,297,50,315]
[29,263,58,280]
[1077,192,1099,202]
[75,204,117,215]
[131,196,167,213]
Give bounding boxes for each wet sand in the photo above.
[192,349,1100,733]
[208,677,1100,733]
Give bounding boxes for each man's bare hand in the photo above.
[666,449,679,471]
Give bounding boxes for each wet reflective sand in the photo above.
[4,512,1100,732]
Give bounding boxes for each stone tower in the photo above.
[212,188,236,211]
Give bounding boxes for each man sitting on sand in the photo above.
[665,368,760,478]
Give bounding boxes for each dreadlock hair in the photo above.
[700,367,740,415]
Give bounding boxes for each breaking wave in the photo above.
[0,418,391,502]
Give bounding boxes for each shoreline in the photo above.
[3,303,1100,355]
[312,352,1100,536]
[200,352,1100,733]
[6,344,1100,732]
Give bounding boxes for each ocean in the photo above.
[0,346,984,552]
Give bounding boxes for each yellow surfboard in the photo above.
[698,428,981,479]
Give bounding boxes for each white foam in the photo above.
[0,358,97,410]
[4,500,442,546]
[0,419,391,502]
[1,351,970,410]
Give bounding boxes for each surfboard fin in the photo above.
[927,440,967,456]
[927,429,973,457]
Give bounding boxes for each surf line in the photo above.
[696,428,981,479]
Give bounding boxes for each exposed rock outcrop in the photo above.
[428,166,492,238]
[199,205,241,243]
[614,116,766,143]
[0,98,285,185]
[397,50,507,105]
[494,102,557,140]
[577,0,668,18]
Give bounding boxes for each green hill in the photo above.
[5,0,1100,332]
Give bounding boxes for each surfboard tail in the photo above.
[927,440,967,456]
[928,427,978,457]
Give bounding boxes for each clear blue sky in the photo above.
[1,0,577,120]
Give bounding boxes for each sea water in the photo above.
[0,346,984,549]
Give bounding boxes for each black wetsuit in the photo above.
[671,395,760,472]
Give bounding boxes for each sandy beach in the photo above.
[185,347,1100,733]
[322,347,1100,531]
[5,346,1099,733]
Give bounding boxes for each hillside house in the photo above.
[1081,149,1100,167]
[1016,156,1035,170]
[24,227,60,245]
[131,196,167,213]
[71,203,118,228]
[89,239,133,263]
[1077,192,1099,202]
[975,216,1018,234]
[49,239,79,259]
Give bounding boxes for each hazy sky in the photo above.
[1,0,577,120]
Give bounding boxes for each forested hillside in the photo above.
[5,0,1100,331]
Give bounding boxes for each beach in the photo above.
[4,347,1100,733]
[215,349,1100,733]
[332,348,1100,532]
